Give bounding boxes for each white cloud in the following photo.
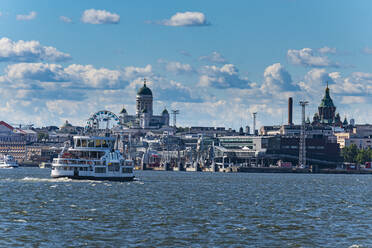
[318,46,337,54]
[4,63,66,82]
[331,71,372,95]
[123,64,153,78]
[363,47,372,55]
[65,64,125,88]
[261,63,297,94]
[46,100,81,116]
[1,62,127,89]
[199,51,227,64]
[0,37,71,62]
[298,68,334,93]
[157,80,201,102]
[199,64,251,89]
[341,96,366,104]
[60,16,72,23]
[81,9,120,24]
[16,11,37,21]
[161,11,209,27]
[179,50,191,57]
[160,60,194,74]
[287,48,339,67]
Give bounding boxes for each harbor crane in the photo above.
[171,110,180,127]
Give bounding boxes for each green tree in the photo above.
[37,132,49,142]
[341,144,358,163]
[356,149,370,165]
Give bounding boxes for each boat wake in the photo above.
[21,177,105,183]
[21,177,73,183]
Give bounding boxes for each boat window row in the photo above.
[108,162,120,172]
[75,138,113,148]
[122,167,133,174]
[95,167,106,173]
[52,165,133,174]
[53,159,105,166]
[52,166,91,171]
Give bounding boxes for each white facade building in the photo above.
[119,81,170,129]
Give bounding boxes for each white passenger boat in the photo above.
[0,154,19,168]
[51,135,134,181]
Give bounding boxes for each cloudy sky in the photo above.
[0,0,372,129]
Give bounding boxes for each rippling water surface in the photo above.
[1,168,372,247]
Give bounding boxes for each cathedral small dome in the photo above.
[162,108,169,115]
[119,106,127,114]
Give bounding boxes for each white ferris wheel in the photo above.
[86,110,120,130]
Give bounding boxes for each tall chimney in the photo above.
[288,97,293,125]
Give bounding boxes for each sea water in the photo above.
[0,168,371,247]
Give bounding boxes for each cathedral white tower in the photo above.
[136,79,153,117]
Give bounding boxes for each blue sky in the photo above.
[0,0,371,129]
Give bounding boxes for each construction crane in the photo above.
[171,110,180,127]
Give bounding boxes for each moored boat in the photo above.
[0,154,19,168]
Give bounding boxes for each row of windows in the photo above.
[122,168,133,173]
[53,166,90,171]
[52,166,132,174]
[95,167,106,173]
[75,139,113,148]
[282,145,325,149]
[55,159,105,166]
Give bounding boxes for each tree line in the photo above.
[341,144,372,164]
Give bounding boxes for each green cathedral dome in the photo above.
[137,81,152,96]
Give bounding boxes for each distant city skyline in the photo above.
[0,0,371,129]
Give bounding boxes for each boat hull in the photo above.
[51,175,135,182]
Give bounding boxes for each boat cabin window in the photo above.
[81,139,87,147]
[108,162,120,172]
[95,139,102,148]
[102,140,108,148]
[88,140,95,148]
[122,167,133,173]
[95,167,106,173]
[76,139,81,147]
[125,161,133,167]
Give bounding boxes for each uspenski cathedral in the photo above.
[119,80,170,129]
[310,83,348,127]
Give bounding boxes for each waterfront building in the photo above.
[0,121,27,161]
[119,80,170,129]
[59,120,83,134]
[335,127,372,149]
[214,135,341,167]
[0,121,14,136]
[335,132,372,149]
[14,129,37,143]
[352,124,372,137]
[26,145,59,163]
